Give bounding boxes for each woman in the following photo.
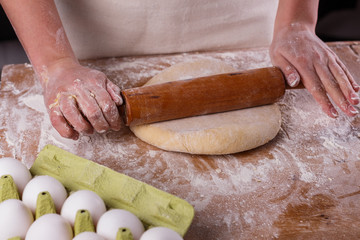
[1,0,359,140]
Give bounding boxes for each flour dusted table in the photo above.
[1,42,360,239]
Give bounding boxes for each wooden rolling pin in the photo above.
[120,67,303,126]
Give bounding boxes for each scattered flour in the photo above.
[1,47,360,239]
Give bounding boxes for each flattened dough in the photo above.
[130,59,281,155]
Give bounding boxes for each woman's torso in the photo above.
[55,0,279,59]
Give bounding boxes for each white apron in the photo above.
[55,0,279,59]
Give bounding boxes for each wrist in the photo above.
[274,0,318,35]
[35,57,80,89]
[274,21,315,36]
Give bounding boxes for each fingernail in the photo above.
[354,84,360,92]
[349,105,359,114]
[330,107,338,118]
[288,73,300,87]
[351,93,360,101]
[117,95,123,105]
[72,133,79,140]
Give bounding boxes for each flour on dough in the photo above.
[130,59,281,155]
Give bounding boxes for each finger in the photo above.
[48,104,79,140]
[314,62,358,117]
[328,59,360,106]
[88,88,121,131]
[59,94,93,134]
[73,81,110,133]
[106,80,123,105]
[300,68,339,118]
[272,54,301,87]
[335,58,360,92]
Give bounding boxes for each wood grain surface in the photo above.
[1,42,360,240]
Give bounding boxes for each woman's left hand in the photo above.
[270,23,360,118]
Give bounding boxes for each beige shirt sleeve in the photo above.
[55,0,279,59]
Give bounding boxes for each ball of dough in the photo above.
[131,59,281,155]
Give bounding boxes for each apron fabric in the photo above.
[55,0,279,59]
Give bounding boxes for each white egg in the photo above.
[0,157,32,194]
[140,227,183,240]
[25,214,73,240]
[22,175,67,213]
[97,209,145,240]
[73,232,105,240]
[61,190,106,226]
[0,199,34,239]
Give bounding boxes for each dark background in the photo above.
[1,0,360,72]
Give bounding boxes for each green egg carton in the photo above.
[30,145,194,237]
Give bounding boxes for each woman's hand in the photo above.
[270,23,360,118]
[42,59,123,140]
[1,0,123,140]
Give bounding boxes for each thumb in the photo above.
[273,56,301,87]
[284,65,301,88]
[106,80,123,106]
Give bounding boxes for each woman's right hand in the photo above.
[42,59,123,140]
[2,0,123,140]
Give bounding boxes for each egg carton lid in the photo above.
[30,144,194,237]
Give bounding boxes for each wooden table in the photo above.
[1,42,360,240]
